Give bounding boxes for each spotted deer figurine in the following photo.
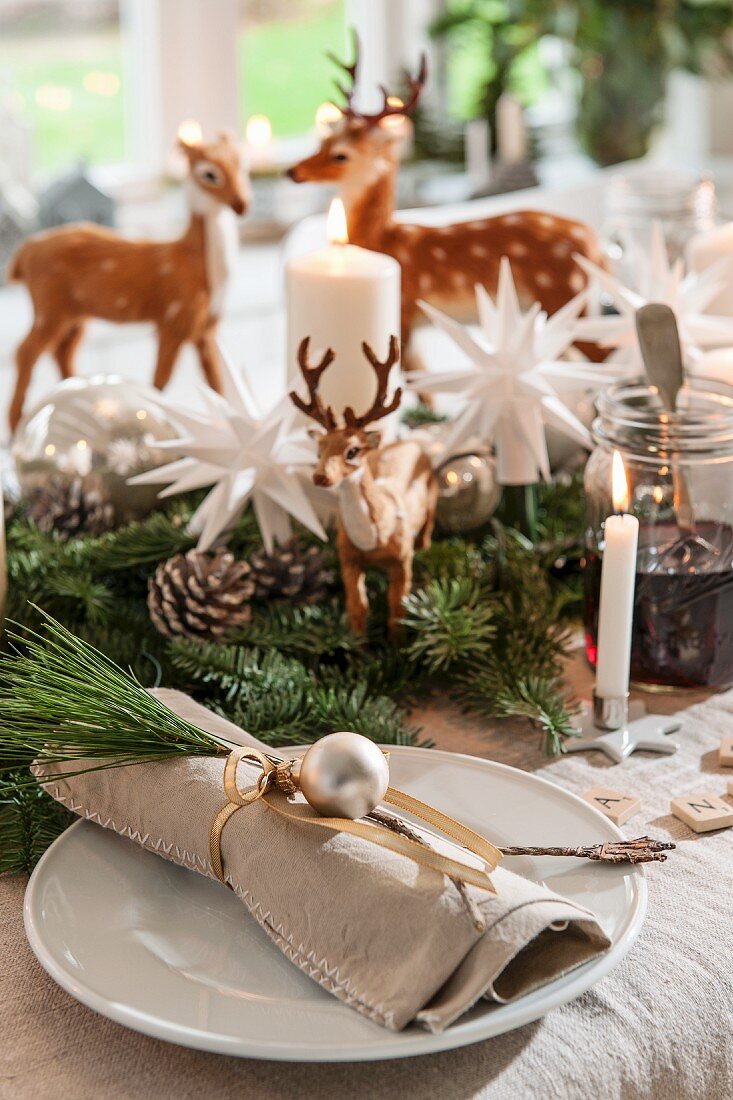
[290,335,437,639]
[6,128,250,431]
[287,35,606,369]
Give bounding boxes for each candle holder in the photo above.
[566,694,681,763]
[584,378,733,692]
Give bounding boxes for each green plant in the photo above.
[431,0,733,166]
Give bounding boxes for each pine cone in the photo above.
[148,549,254,640]
[25,477,115,540]
[248,540,334,605]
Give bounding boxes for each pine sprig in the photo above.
[0,611,238,783]
[402,579,496,672]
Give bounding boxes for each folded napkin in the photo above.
[37,689,611,1032]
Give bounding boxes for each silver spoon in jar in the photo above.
[635,303,695,530]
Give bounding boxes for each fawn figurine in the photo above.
[6,129,250,431]
[287,36,606,368]
[291,335,437,639]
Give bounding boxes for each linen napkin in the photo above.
[37,689,611,1032]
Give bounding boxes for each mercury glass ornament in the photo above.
[13,375,178,525]
[436,450,499,533]
[298,732,390,820]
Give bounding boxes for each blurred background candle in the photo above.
[687,222,733,315]
[286,198,401,419]
[595,451,639,700]
[245,113,275,173]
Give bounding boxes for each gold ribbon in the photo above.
[209,747,502,894]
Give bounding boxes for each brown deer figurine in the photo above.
[290,334,437,639]
[6,128,250,431]
[287,36,606,368]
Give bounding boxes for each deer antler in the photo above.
[290,337,337,430]
[326,28,360,116]
[344,335,402,428]
[328,31,427,127]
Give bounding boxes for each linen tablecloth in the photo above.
[2,651,732,1100]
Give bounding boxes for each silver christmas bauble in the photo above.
[13,375,178,526]
[436,450,499,533]
[298,732,390,820]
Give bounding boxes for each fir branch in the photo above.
[0,775,74,874]
[414,539,485,584]
[230,599,364,662]
[402,579,496,673]
[459,666,580,756]
[168,641,420,747]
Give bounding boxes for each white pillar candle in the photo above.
[286,199,401,420]
[687,223,733,316]
[595,451,639,699]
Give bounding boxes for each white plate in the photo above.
[25,747,646,1062]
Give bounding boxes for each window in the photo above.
[238,0,346,138]
[0,0,126,174]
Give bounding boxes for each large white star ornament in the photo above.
[128,347,326,552]
[572,221,733,368]
[410,257,619,485]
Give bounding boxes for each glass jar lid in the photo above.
[593,376,733,460]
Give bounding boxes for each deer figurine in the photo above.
[291,334,437,639]
[287,36,606,368]
[6,128,250,431]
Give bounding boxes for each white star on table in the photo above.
[572,221,733,369]
[409,257,620,484]
[128,347,326,552]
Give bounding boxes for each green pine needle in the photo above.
[401,579,496,673]
[0,610,238,786]
[0,775,74,874]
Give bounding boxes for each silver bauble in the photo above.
[13,375,178,525]
[436,450,499,533]
[298,732,390,820]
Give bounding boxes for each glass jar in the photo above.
[584,378,733,692]
[602,172,717,292]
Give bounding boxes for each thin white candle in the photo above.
[595,451,639,699]
[286,198,401,421]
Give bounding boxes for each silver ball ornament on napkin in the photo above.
[12,374,178,525]
[436,450,499,533]
[298,732,389,820]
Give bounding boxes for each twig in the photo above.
[499,836,675,865]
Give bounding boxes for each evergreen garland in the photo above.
[1,474,586,874]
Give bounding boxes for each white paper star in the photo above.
[409,258,619,485]
[128,347,326,552]
[572,221,733,368]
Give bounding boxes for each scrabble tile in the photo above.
[582,787,641,825]
[719,736,733,767]
[728,778,733,797]
[670,793,733,833]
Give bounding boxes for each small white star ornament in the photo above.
[410,257,619,484]
[129,346,326,552]
[573,221,733,369]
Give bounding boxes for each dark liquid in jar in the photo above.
[584,521,733,690]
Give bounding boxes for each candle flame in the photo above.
[178,119,202,147]
[612,450,630,513]
[246,114,272,148]
[327,198,349,245]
